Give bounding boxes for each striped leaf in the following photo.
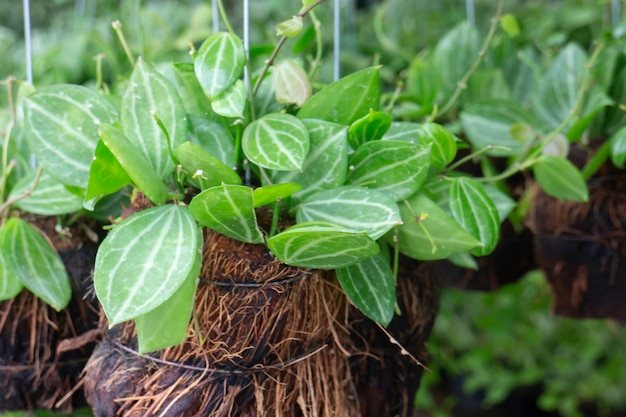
[269,120,348,205]
[194,32,245,99]
[389,192,481,260]
[98,123,169,205]
[273,59,311,106]
[418,122,457,169]
[0,247,23,301]
[346,140,431,201]
[347,109,392,149]
[211,79,246,119]
[168,63,214,118]
[121,58,187,179]
[449,177,500,256]
[382,122,422,141]
[533,155,588,202]
[242,113,309,171]
[84,140,132,210]
[94,205,201,326]
[10,170,83,215]
[175,141,241,190]
[298,67,380,125]
[268,223,379,269]
[297,186,401,240]
[24,85,119,188]
[336,253,395,326]
[187,115,235,167]
[253,183,302,208]
[189,184,263,244]
[135,231,202,353]
[0,218,71,310]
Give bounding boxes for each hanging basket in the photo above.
[84,229,360,417]
[0,217,101,413]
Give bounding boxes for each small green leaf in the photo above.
[388,192,481,260]
[98,123,169,205]
[406,59,440,114]
[610,126,626,169]
[195,32,245,99]
[298,67,381,125]
[418,122,457,168]
[276,16,303,37]
[94,205,200,325]
[189,184,263,244]
[347,109,392,149]
[449,177,500,256]
[273,60,312,107]
[447,252,478,270]
[187,115,235,167]
[253,183,302,207]
[175,141,241,189]
[500,14,520,37]
[24,85,119,188]
[336,253,395,326]
[382,122,422,141]
[346,140,431,201]
[0,245,23,301]
[10,170,83,215]
[533,156,589,202]
[84,140,132,210]
[242,113,309,171]
[211,79,246,119]
[0,218,71,310]
[297,186,401,240]
[121,58,187,179]
[267,223,379,269]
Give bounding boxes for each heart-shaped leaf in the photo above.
[297,186,401,240]
[533,155,588,202]
[418,122,457,168]
[0,218,71,310]
[268,223,379,269]
[449,177,500,256]
[187,115,235,167]
[10,170,83,215]
[189,184,263,244]
[347,140,431,201]
[98,123,169,205]
[348,109,392,149]
[121,58,187,179]
[94,205,200,325]
[175,141,241,189]
[84,140,132,210]
[336,252,395,326]
[273,59,311,107]
[194,32,245,99]
[242,113,309,171]
[298,67,381,125]
[211,79,246,119]
[24,85,119,188]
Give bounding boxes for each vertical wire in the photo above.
[333,0,341,80]
[243,0,251,93]
[612,0,622,27]
[466,0,475,26]
[212,0,220,32]
[23,0,33,84]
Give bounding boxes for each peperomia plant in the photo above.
[21,1,502,354]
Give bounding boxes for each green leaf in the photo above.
[84,140,132,210]
[533,155,589,202]
[10,170,83,215]
[406,59,441,114]
[211,79,246,119]
[482,184,516,223]
[267,223,379,269]
[175,141,241,189]
[389,193,481,260]
[460,100,536,156]
[0,245,23,301]
[610,126,626,169]
[0,218,71,310]
[194,32,245,99]
[269,120,348,205]
[346,140,431,201]
[336,253,395,326]
[500,14,520,37]
[187,115,235,167]
[418,122,457,168]
[253,183,302,207]
[24,85,119,188]
[276,16,303,37]
[449,177,500,256]
[273,60,311,107]
[298,67,381,125]
[296,186,401,240]
[382,122,422,141]
[94,205,200,325]
[121,58,186,179]
[98,123,169,205]
[135,231,202,353]
[169,63,215,118]
[347,109,392,149]
[242,113,310,171]
[189,184,263,244]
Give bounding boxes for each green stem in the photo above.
[216,0,235,35]
[112,20,136,67]
[93,53,105,93]
[373,2,413,63]
[306,10,324,80]
[0,166,43,217]
[269,199,281,238]
[581,140,611,179]
[445,145,510,172]
[152,112,178,164]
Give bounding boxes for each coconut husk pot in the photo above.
[528,147,626,321]
[0,217,101,413]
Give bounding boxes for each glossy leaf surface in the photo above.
[211,79,246,118]
[533,156,588,202]
[253,183,302,207]
[273,60,311,106]
[187,115,235,167]
[85,140,132,210]
[195,32,245,99]
[0,238,23,301]
[347,109,392,149]
[10,170,83,215]
[418,122,457,168]
[175,141,241,189]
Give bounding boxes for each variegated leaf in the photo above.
[194,32,245,99]
[10,170,83,215]
[187,115,236,167]
[211,79,246,119]
[0,245,23,301]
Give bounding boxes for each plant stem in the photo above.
[93,53,105,92]
[434,0,504,120]
[216,0,235,35]
[445,145,510,172]
[112,20,135,67]
[582,139,611,179]
[307,10,324,80]
[373,2,413,63]
[269,199,281,238]
[252,0,326,97]
[0,166,43,217]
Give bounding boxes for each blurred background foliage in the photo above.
[1,1,626,416]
